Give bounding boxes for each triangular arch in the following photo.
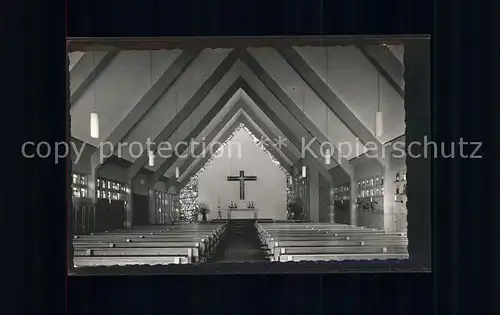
[179,120,292,220]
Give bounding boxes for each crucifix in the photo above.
[227,170,257,200]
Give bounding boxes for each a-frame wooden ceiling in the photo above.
[68,36,405,185]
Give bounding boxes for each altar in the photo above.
[224,170,258,220]
[227,208,258,220]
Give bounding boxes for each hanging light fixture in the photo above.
[301,165,307,178]
[375,111,383,137]
[90,112,99,139]
[147,52,155,167]
[175,166,180,179]
[148,149,155,167]
[324,47,331,166]
[374,48,384,138]
[90,52,100,139]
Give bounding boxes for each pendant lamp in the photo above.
[90,52,100,139]
[324,48,332,165]
[374,48,384,138]
[375,111,383,137]
[90,112,99,139]
[148,149,155,167]
[301,165,307,178]
[146,53,155,166]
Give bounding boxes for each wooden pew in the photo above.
[73,241,204,262]
[257,225,387,245]
[73,223,227,266]
[76,223,227,251]
[74,256,190,266]
[272,245,408,261]
[74,247,198,262]
[256,222,408,262]
[262,234,406,242]
[279,253,409,262]
[266,239,365,252]
[74,233,211,251]
[264,238,408,255]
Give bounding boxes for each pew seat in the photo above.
[74,256,190,267]
[74,247,200,262]
[273,245,408,261]
[278,253,409,262]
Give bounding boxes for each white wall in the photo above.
[132,173,151,195]
[71,140,94,174]
[99,163,128,183]
[197,127,287,220]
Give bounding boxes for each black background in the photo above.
[4,0,498,313]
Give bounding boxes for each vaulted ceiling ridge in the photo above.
[171,96,302,185]
[178,110,293,189]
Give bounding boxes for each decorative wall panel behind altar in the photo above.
[181,123,291,220]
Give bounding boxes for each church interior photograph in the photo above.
[67,36,430,272]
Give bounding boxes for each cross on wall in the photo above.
[226,170,257,200]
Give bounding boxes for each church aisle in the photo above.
[211,219,268,262]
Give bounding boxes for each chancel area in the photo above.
[68,37,420,269]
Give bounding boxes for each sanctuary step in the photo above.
[209,219,228,223]
[256,219,310,223]
[210,219,268,262]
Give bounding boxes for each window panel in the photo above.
[96,178,127,199]
[72,173,88,198]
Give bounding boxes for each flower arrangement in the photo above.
[198,202,211,221]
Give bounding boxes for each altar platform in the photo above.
[227,208,257,220]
